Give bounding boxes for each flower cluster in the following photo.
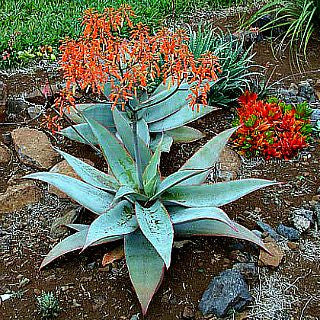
[57,5,220,110]
[232,91,312,159]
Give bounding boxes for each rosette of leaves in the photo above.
[187,25,263,108]
[59,79,217,153]
[25,113,277,314]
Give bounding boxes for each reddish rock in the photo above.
[48,159,94,198]
[11,127,58,169]
[0,143,11,164]
[0,181,42,214]
[258,240,284,268]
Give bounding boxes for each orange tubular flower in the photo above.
[56,5,220,113]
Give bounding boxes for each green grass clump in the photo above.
[244,0,320,57]
[0,0,246,68]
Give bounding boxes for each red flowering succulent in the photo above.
[233,91,312,159]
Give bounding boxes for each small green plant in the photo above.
[244,0,320,57]
[188,25,263,108]
[37,292,61,319]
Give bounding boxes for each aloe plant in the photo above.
[59,79,217,152]
[25,112,277,314]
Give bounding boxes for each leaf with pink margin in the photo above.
[124,230,165,315]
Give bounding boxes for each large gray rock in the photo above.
[199,269,252,317]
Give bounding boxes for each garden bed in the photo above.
[1,4,320,320]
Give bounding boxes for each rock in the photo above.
[0,143,11,164]
[217,146,241,181]
[232,262,258,281]
[2,132,12,145]
[290,208,314,233]
[182,306,195,319]
[27,105,43,119]
[287,241,299,250]
[50,206,80,237]
[311,109,320,126]
[288,83,299,96]
[130,314,140,320]
[258,239,284,268]
[276,224,300,241]
[48,159,94,198]
[199,269,252,317]
[0,181,42,214]
[256,221,281,241]
[0,81,7,122]
[11,127,58,169]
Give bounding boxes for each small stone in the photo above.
[199,269,252,317]
[50,207,80,237]
[276,224,300,241]
[182,306,195,319]
[0,181,42,214]
[0,143,11,164]
[49,159,94,198]
[72,299,81,307]
[232,262,258,281]
[2,132,12,145]
[256,221,280,241]
[33,289,41,295]
[130,314,140,320]
[27,105,43,119]
[290,208,313,233]
[11,127,58,169]
[287,242,299,250]
[258,240,284,268]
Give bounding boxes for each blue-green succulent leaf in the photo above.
[143,83,190,123]
[150,168,209,200]
[59,123,98,145]
[124,229,165,315]
[56,149,119,191]
[40,229,121,269]
[113,185,148,202]
[178,127,238,185]
[135,201,173,268]
[142,139,162,196]
[166,126,204,143]
[174,219,266,250]
[84,200,137,249]
[137,118,150,146]
[168,206,235,228]
[149,104,217,132]
[162,179,278,207]
[150,134,173,153]
[85,116,139,188]
[82,103,115,127]
[25,172,114,215]
[112,107,151,171]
